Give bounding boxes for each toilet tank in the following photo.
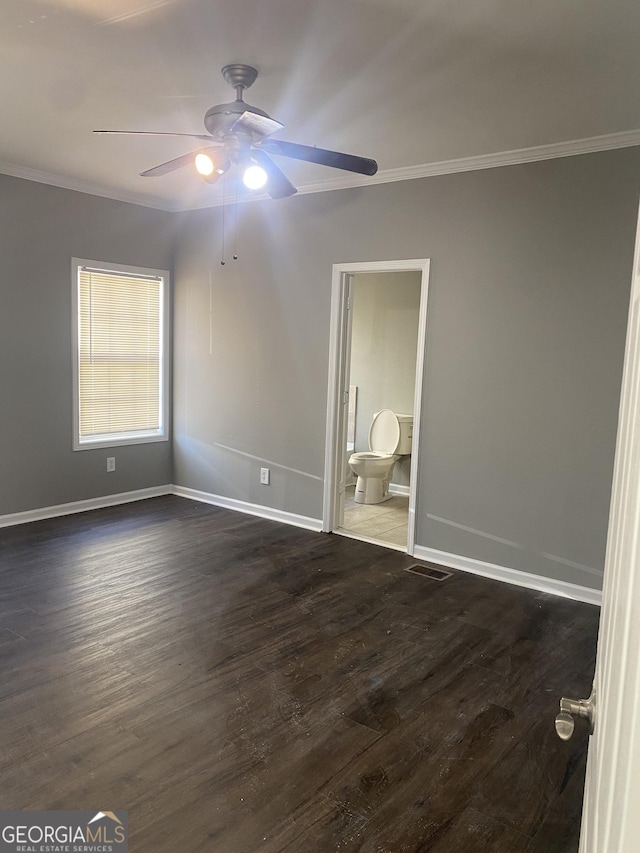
[395,413,413,454]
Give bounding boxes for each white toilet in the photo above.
[348,410,413,504]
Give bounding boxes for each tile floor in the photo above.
[339,485,409,549]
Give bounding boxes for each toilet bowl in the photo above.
[348,410,412,504]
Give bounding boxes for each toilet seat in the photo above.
[368,409,401,454]
[351,451,392,460]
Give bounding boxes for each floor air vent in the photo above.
[405,564,453,582]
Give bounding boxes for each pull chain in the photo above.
[233,172,239,261]
[220,173,226,265]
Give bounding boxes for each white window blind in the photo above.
[73,260,169,449]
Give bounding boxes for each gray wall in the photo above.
[2,148,638,592]
[173,147,640,590]
[350,271,421,487]
[0,176,174,515]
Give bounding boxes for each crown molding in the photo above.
[1,128,639,213]
[307,127,640,192]
[0,160,175,211]
[176,128,640,211]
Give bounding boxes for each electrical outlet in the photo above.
[106,457,116,473]
[260,467,270,485]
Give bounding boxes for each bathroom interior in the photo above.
[338,269,422,551]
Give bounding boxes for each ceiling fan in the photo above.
[94,63,379,199]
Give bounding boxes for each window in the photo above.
[72,258,169,450]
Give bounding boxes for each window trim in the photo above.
[71,257,170,451]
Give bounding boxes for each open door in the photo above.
[334,274,355,528]
[563,201,640,850]
[322,259,430,551]
[322,269,354,532]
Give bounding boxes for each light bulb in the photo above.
[195,153,215,176]
[243,164,268,190]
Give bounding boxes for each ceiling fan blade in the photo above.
[260,139,378,176]
[250,149,297,199]
[139,147,220,177]
[94,130,218,143]
[231,111,284,139]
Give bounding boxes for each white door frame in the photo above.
[579,201,640,851]
[322,258,431,555]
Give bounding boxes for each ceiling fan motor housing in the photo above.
[204,100,272,139]
[203,63,272,139]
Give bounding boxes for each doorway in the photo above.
[323,259,430,554]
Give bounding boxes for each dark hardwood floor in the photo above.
[0,496,599,852]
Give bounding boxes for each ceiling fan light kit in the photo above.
[242,164,268,190]
[94,63,378,199]
[194,152,215,176]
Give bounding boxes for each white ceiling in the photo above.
[2,0,640,211]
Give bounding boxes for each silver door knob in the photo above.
[554,711,575,741]
[554,688,596,741]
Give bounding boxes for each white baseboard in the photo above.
[0,487,601,607]
[389,484,410,497]
[0,485,173,529]
[412,544,602,607]
[0,484,321,534]
[171,485,324,533]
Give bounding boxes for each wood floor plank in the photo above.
[0,496,599,851]
[469,715,589,837]
[421,807,532,853]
